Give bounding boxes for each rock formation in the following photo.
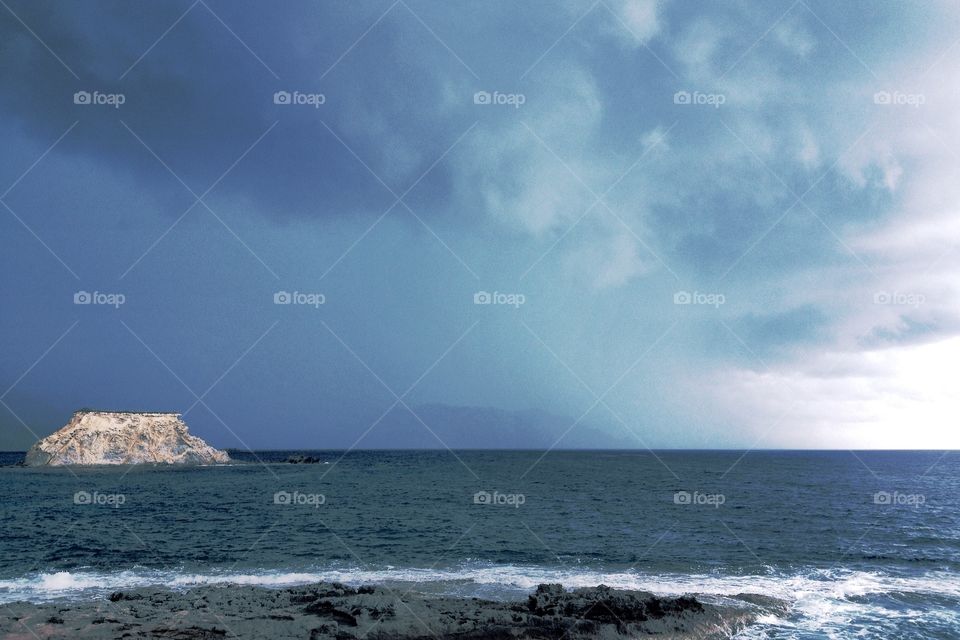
[23,410,230,466]
[0,582,761,639]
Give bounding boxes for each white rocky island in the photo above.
[24,410,230,466]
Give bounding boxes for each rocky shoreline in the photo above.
[0,582,768,639]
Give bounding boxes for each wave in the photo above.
[3,564,960,600]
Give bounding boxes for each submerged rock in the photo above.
[23,410,230,466]
[285,454,322,464]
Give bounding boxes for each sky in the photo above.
[1,0,959,450]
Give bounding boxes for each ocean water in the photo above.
[1,450,957,638]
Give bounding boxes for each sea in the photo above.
[1,450,957,639]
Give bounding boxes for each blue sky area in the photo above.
[2,0,959,449]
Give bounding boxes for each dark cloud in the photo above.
[735,305,831,353]
[0,1,485,221]
[858,315,958,350]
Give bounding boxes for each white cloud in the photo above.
[453,62,666,289]
[612,0,664,43]
[839,139,904,191]
[674,17,728,77]
[461,64,603,236]
[566,229,648,288]
[682,24,960,448]
[689,336,960,448]
[772,14,815,57]
[559,0,666,46]
[640,125,672,154]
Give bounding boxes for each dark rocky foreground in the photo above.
[0,582,766,639]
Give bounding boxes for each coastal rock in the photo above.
[23,410,230,466]
[526,583,704,622]
[0,582,760,639]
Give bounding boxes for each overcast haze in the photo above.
[2,0,959,450]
